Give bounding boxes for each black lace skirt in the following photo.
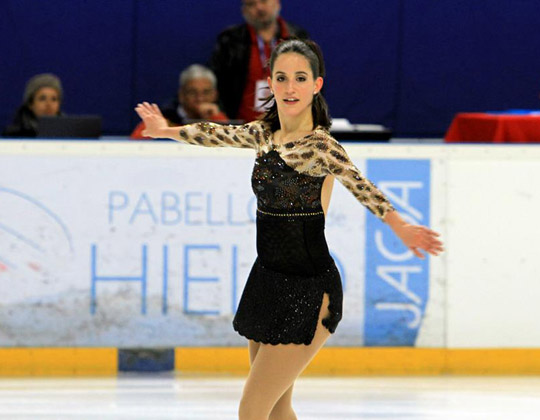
[232,208,343,345]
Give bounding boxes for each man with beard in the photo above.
[130,64,227,139]
[209,0,309,122]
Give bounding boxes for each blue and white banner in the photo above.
[0,145,437,347]
[364,159,431,346]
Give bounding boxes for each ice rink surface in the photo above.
[2,374,540,419]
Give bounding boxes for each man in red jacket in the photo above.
[209,0,309,122]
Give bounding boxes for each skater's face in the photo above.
[268,52,323,120]
[29,87,61,117]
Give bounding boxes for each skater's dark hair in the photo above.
[260,38,331,131]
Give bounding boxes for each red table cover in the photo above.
[444,112,540,143]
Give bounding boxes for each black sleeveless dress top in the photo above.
[231,147,343,345]
[176,120,395,345]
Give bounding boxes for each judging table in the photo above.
[445,111,540,143]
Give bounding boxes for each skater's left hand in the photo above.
[395,223,443,259]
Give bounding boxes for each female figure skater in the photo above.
[136,39,443,420]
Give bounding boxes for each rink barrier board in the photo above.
[3,142,540,371]
[3,348,540,376]
[0,348,117,376]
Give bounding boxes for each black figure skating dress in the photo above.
[177,121,395,345]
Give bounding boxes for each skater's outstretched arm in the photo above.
[287,130,443,259]
[319,135,443,259]
[135,102,263,149]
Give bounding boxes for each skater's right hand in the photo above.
[135,102,169,138]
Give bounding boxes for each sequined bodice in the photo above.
[252,149,325,211]
[177,120,395,220]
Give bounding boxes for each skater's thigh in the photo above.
[248,340,261,365]
[240,293,332,414]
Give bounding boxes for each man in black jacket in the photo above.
[208,0,308,122]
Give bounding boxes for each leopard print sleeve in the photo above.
[280,130,395,221]
[321,133,395,220]
[176,120,267,150]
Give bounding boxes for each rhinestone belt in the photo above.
[256,208,324,217]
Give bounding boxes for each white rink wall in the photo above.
[0,140,538,349]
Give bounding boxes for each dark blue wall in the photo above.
[2,0,540,137]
